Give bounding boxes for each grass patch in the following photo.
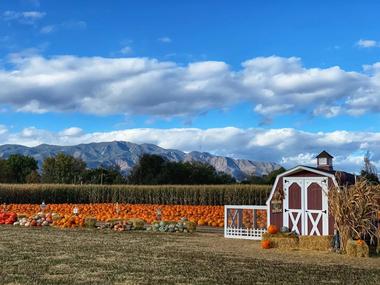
[0,226,379,284]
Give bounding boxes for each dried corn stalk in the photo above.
[328,176,380,252]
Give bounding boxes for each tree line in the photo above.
[0,153,126,184]
[1,152,377,185]
[0,153,236,185]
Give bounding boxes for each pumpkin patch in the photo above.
[0,212,17,224]
[2,203,237,228]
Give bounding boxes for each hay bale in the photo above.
[356,241,369,257]
[299,235,333,251]
[183,221,197,233]
[346,240,357,257]
[346,240,369,257]
[84,217,97,228]
[128,218,146,230]
[262,232,299,249]
[17,214,29,219]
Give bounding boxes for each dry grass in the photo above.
[0,226,379,284]
[328,179,380,251]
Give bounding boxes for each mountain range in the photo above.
[0,141,281,181]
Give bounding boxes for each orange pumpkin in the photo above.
[5,203,258,228]
[356,239,365,246]
[261,239,271,249]
[267,224,278,234]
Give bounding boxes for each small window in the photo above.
[319,157,327,165]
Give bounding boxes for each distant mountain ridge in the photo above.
[0,141,281,181]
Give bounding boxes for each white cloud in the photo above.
[16,100,48,114]
[120,46,133,55]
[357,39,379,48]
[158,37,172,43]
[2,10,46,25]
[0,125,8,135]
[61,20,87,30]
[39,21,86,34]
[313,105,341,118]
[40,25,56,34]
[0,55,379,118]
[59,127,83,137]
[0,126,379,174]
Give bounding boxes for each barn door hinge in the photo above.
[284,209,289,212]
[322,210,327,214]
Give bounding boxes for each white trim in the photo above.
[266,165,338,206]
[225,228,267,240]
[283,177,305,234]
[267,165,334,234]
[283,176,329,236]
[224,205,268,240]
[224,205,267,210]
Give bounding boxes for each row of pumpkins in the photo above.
[0,211,197,234]
[0,212,58,227]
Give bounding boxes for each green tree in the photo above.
[26,170,41,183]
[83,165,126,184]
[266,167,287,184]
[243,167,286,185]
[0,158,11,183]
[42,153,86,184]
[41,156,56,183]
[128,154,166,184]
[128,154,236,184]
[6,154,38,183]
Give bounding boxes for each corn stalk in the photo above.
[328,177,380,252]
[0,184,271,206]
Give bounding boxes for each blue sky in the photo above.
[0,0,380,172]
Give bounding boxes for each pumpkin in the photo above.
[261,239,271,249]
[267,224,278,234]
[4,203,267,229]
[356,239,365,246]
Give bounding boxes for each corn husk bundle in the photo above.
[328,178,380,252]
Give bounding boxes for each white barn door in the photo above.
[283,177,329,235]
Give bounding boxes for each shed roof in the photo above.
[266,165,357,205]
[298,165,356,186]
[316,150,334,159]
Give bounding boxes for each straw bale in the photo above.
[346,240,369,258]
[128,218,146,230]
[299,235,333,251]
[262,232,299,249]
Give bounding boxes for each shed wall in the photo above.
[269,169,335,235]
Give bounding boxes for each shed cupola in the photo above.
[316,150,334,171]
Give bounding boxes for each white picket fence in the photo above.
[224,205,267,240]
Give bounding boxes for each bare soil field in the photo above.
[0,226,379,284]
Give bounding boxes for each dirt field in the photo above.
[0,226,379,284]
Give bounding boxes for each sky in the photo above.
[0,0,380,173]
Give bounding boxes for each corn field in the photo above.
[0,184,272,205]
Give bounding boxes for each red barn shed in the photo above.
[266,151,356,236]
